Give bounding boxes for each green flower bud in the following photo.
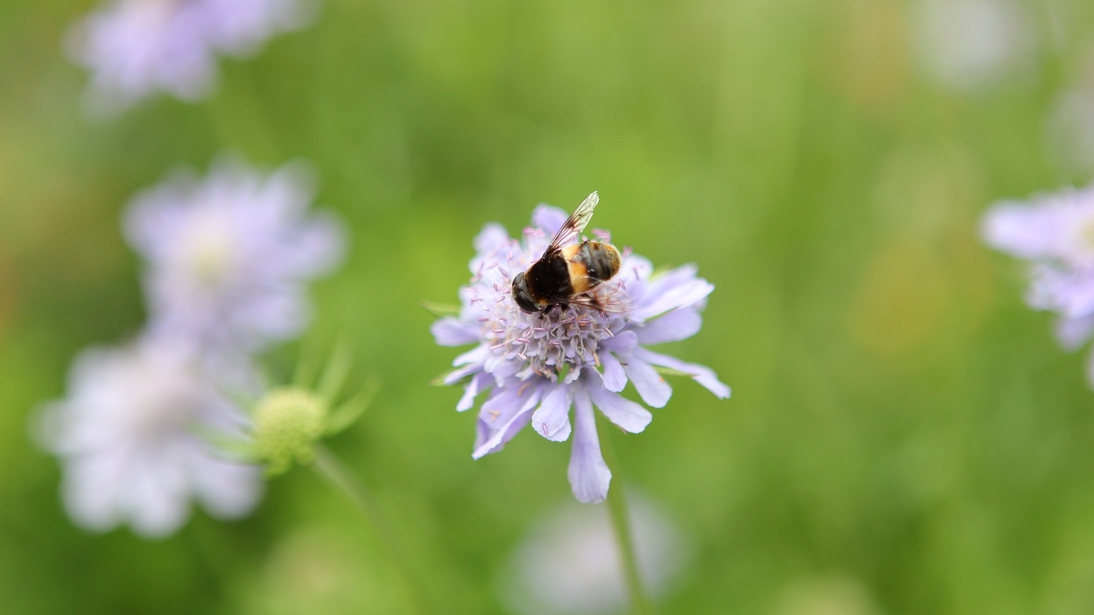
[252,387,328,475]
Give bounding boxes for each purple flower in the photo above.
[431,200,729,503]
[124,157,345,359]
[66,0,315,115]
[35,338,263,537]
[982,185,1094,356]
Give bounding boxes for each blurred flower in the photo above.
[498,497,691,615]
[35,338,262,538]
[125,158,345,359]
[431,201,729,503]
[66,0,315,115]
[981,186,1094,364]
[1047,51,1094,177]
[1048,82,1094,176]
[911,0,1035,92]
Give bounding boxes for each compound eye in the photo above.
[511,272,538,313]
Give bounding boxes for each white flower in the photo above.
[912,0,1035,92]
[36,339,263,537]
[498,497,691,615]
[67,0,315,115]
[124,158,345,359]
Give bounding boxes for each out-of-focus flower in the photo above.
[912,0,1035,93]
[125,158,345,359]
[981,185,1094,363]
[1047,52,1094,177]
[498,497,691,615]
[431,200,729,503]
[66,0,315,115]
[35,339,262,538]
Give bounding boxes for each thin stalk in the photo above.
[597,416,654,615]
[312,445,425,615]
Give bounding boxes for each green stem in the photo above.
[597,417,655,615]
[312,445,425,615]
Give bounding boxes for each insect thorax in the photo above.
[527,253,574,305]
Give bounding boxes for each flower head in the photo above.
[36,338,262,537]
[982,185,1094,353]
[499,497,691,615]
[251,388,328,475]
[912,0,1035,93]
[431,199,729,503]
[67,0,315,115]
[124,158,345,359]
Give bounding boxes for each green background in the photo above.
[2,0,1094,613]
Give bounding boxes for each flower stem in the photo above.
[312,445,425,615]
[597,417,655,615]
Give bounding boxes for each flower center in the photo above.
[179,214,238,288]
[485,302,619,382]
[113,360,203,437]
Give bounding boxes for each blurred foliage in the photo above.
[3,0,1094,613]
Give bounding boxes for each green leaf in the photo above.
[421,301,461,318]
[318,339,353,401]
[325,377,380,436]
[653,365,694,378]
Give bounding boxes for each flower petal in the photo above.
[635,308,702,345]
[980,202,1061,259]
[472,385,542,459]
[631,271,714,322]
[1058,315,1094,350]
[457,372,492,412]
[531,385,573,442]
[601,330,638,354]
[474,223,510,255]
[623,358,672,408]
[431,317,480,347]
[589,385,652,434]
[634,348,731,399]
[599,351,627,393]
[532,205,569,235]
[567,389,611,503]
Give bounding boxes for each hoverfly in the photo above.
[511,192,622,314]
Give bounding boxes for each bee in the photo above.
[511,191,623,314]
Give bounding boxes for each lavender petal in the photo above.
[589,384,652,434]
[623,358,673,408]
[531,385,573,442]
[567,389,611,504]
[634,348,731,399]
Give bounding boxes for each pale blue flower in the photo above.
[36,338,262,537]
[67,0,315,115]
[432,203,729,503]
[124,158,345,359]
[982,185,1094,358]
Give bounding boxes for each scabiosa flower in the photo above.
[66,0,315,115]
[124,158,345,359]
[431,198,729,503]
[499,497,691,615]
[981,185,1094,368]
[912,0,1035,93]
[35,338,262,537]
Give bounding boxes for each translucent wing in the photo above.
[545,191,599,255]
[567,284,629,314]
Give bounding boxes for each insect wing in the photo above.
[546,191,599,255]
[567,285,629,314]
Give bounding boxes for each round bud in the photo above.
[252,388,328,475]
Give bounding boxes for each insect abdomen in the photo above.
[566,241,621,294]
